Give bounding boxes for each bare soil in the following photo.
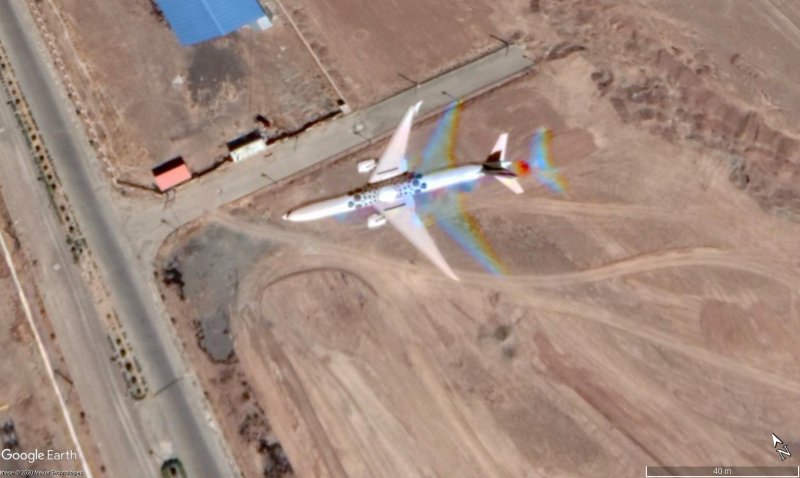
[26,0,340,185]
[158,221,292,478]
[0,202,87,474]
[153,1,800,477]
[280,0,532,108]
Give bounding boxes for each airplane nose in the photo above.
[282,212,290,220]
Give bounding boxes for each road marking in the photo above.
[0,228,93,478]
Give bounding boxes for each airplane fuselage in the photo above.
[283,164,483,222]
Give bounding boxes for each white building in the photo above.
[230,137,268,163]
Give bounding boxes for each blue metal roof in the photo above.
[156,0,266,45]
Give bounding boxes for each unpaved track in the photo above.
[0,80,151,478]
[0,0,237,475]
[157,2,800,476]
[211,62,800,476]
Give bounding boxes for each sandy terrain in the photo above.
[149,1,800,477]
[26,0,543,186]
[281,0,532,108]
[538,0,800,220]
[0,203,85,475]
[160,69,800,477]
[159,223,292,477]
[26,0,340,184]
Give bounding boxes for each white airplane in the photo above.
[283,101,525,281]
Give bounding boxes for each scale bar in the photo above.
[646,466,800,478]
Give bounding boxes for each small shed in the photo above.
[230,137,267,163]
[153,157,192,192]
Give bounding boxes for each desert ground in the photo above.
[25,0,341,184]
[0,202,85,474]
[157,0,800,477]
[24,0,535,187]
[161,65,800,475]
[280,0,531,108]
[30,0,800,210]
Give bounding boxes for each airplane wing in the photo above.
[376,199,460,281]
[369,101,422,183]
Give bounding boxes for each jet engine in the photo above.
[367,213,386,229]
[357,158,377,174]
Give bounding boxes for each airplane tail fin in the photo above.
[482,133,524,194]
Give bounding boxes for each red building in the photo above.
[152,157,192,192]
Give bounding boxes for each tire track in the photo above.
[506,247,800,289]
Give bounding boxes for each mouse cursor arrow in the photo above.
[773,434,792,461]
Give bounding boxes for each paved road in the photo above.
[0,87,152,478]
[123,45,534,258]
[0,1,237,477]
[0,0,533,474]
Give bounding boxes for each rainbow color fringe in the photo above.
[511,127,567,194]
[414,100,463,171]
[417,191,506,276]
[338,102,568,277]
